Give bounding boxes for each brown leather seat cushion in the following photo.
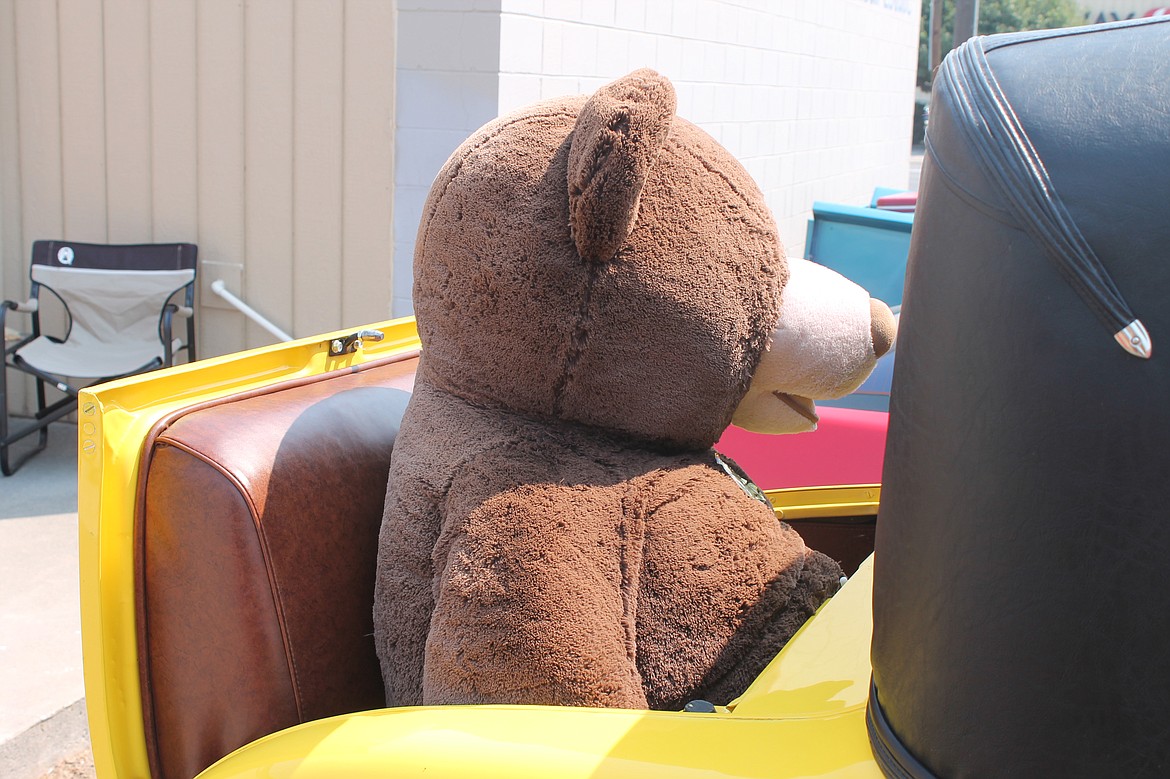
[136,356,416,779]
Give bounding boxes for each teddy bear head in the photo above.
[412,69,893,451]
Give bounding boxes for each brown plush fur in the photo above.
[374,69,843,710]
[568,69,676,262]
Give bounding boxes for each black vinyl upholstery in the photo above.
[870,18,1170,779]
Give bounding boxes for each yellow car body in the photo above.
[78,317,883,778]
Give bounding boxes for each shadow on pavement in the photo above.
[1,422,78,521]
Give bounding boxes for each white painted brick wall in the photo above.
[393,1,503,315]
[393,0,921,315]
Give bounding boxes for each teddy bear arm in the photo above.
[633,467,842,708]
[374,468,446,707]
[421,480,651,709]
[692,546,844,704]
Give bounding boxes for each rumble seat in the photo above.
[135,355,416,779]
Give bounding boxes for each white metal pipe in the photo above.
[209,279,294,342]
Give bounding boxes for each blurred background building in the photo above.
[1,0,922,401]
[4,0,1157,415]
[1080,0,1169,22]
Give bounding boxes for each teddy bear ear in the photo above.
[568,69,676,263]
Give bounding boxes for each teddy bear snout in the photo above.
[870,298,897,359]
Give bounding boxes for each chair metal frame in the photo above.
[1,240,198,475]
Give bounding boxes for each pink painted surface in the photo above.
[716,406,889,489]
[874,191,918,213]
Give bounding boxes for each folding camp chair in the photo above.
[1,240,198,475]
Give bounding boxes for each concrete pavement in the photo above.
[0,422,92,779]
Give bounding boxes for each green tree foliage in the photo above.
[919,0,1085,86]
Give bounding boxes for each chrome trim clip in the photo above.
[328,328,385,356]
[1114,320,1152,359]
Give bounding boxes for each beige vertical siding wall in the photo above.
[1,0,395,412]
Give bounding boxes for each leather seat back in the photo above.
[869,18,1170,779]
[136,356,416,779]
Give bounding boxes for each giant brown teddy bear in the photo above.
[374,69,895,710]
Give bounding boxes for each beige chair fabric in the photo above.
[18,266,194,378]
[2,240,197,475]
